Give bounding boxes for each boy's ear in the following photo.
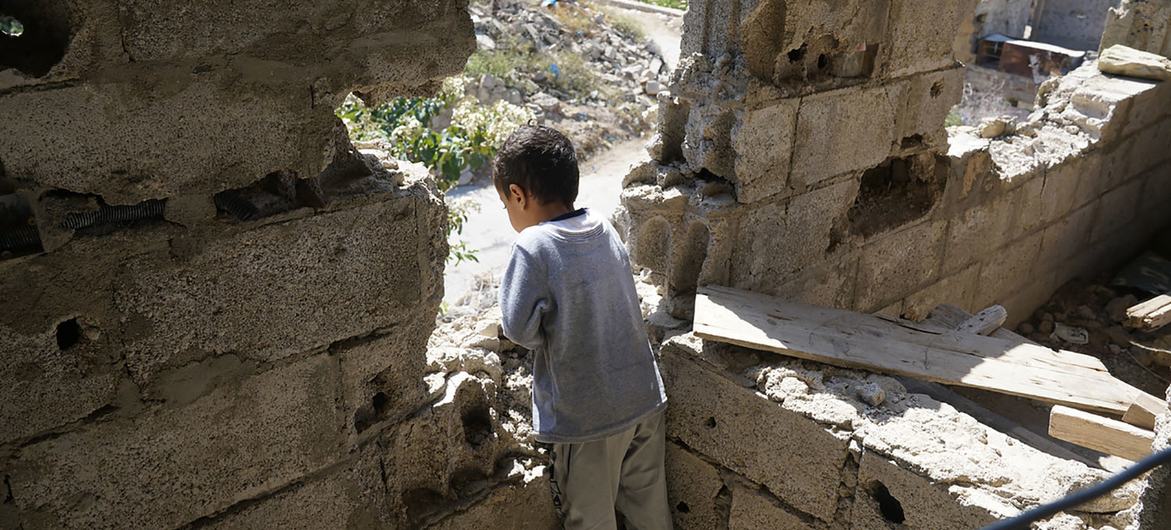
[508,184,528,208]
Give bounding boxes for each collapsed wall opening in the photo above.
[869,481,906,524]
[0,0,71,77]
[847,153,945,238]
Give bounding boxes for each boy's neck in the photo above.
[533,202,575,224]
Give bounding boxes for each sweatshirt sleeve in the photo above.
[499,244,551,351]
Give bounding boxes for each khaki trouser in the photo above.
[548,410,673,530]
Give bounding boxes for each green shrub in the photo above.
[635,0,686,10]
[336,78,533,264]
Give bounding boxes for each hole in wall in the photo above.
[55,318,82,350]
[461,404,494,447]
[675,501,690,513]
[899,134,924,150]
[214,170,326,222]
[847,154,944,238]
[669,221,710,297]
[930,81,944,98]
[786,46,807,63]
[704,416,717,429]
[870,481,906,524]
[353,389,393,433]
[0,1,72,77]
[0,186,42,257]
[402,488,448,525]
[817,54,829,70]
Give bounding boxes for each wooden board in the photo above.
[1126,294,1171,331]
[956,305,1008,336]
[1123,392,1168,430]
[929,304,1169,430]
[695,286,1149,416]
[1049,405,1155,461]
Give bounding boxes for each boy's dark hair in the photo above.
[493,125,579,206]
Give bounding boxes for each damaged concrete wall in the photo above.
[622,0,1171,327]
[1032,0,1120,51]
[1101,0,1171,56]
[659,333,1145,529]
[622,0,1171,526]
[0,1,507,528]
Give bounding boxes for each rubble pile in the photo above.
[1016,277,1171,399]
[467,0,669,158]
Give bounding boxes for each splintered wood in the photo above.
[1049,405,1155,462]
[694,285,1157,417]
[1126,294,1171,331]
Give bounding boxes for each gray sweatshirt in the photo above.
[499,208,667,443]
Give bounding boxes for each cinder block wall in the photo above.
[657,334,1141,529]
[0,1,491,528]
[621,0,1171,528]
[622,0,1171,327]
[1100,0,1171,56]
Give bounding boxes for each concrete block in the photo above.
[8,354,345,529]
[773,251,860,310]
[1090,177,1145,243]
[379,373,510,526]
[0,322,121,445]
[666,442,727,530]
[1000,273,1059,328]
[942,195,1017,274]
[1140,164,1171,224]
[1011,172,1047,239]
[338,325,434,440]
[792,86,896,187]
[660,349,849,522]
[1038,203,1098,275]
[731,180,858,294]
[428,476,558,530]
[1040,160,1085,225]
[1126,117,1171,177]
[973,230,1043,308]
[882,0,974,78]
[682,105,735,177]
[852,451,999,529]
[855,220,947,312]
[730,100,800,203]
[891,68,965,150]
[1069,151,1109,210]
[901,264,980,320]
[115,192,444,385]
[204,446,392,530]
[739,0,889,84]
[729,486,813,530]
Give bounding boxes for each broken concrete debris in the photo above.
[1099,45,1171,81]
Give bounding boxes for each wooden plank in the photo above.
[1049,405,1155,461]
[930,304,1167,430]
[695,286,1143,415]
[1122,392,1169,430]
[956,305,1008,336]
[1126,294,1171,331]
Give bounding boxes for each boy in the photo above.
[494,125,671,530]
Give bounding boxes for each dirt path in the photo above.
[442,8,681,306]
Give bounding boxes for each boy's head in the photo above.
[494,125,579,232]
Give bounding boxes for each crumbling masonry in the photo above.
[3,0,1171,528]
[621,0,1171,527]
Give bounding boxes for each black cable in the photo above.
[982,444,1171,530]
